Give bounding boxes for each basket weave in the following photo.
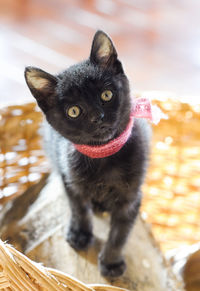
[0,103,49,204]
[0,96,200,252]
[0,239,126,291]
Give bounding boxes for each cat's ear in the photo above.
[24,67,58,111]
[90,30,123,74]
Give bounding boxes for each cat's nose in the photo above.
[90,111,104,124]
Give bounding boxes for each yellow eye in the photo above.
[67,106,81,118]
[101,90,113,102]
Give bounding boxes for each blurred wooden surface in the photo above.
[0,0,200,104]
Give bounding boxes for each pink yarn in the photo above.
[73,97,166,158]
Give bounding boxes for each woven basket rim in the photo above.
[0,239,128,291]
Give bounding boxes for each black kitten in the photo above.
[24,31,150,278]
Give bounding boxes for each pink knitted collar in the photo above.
[74,97,166,159]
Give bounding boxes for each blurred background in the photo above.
[0,0,200,105]
[1,2,200,288]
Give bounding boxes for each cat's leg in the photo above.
[64,183,93,250]
[99,195,141,277]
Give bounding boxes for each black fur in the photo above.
[24,30,151,277]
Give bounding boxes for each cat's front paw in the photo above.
[99,257,126,278]
[67,227,93,250]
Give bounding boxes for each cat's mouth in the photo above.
[89,126,117,145]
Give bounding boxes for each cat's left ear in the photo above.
[24,67,58,112]
[90,30,124,74]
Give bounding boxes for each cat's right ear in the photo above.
[24,67,58,112]
[90,30,123,74]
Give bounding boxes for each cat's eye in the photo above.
[101,90,113,102]
[67,106,81,118]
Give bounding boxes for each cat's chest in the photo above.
[73,156,124,185]
[51,128,132,191]
[77,161,125,207]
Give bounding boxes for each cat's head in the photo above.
[25,30,131,145]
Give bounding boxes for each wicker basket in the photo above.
[0,239,126,291]
[0,95,200,253]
